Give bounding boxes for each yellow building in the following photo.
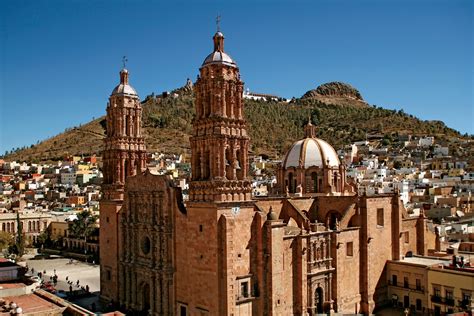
[428,262,474,315]
[76,164,91,172]
[387,257,446,313]
[448,168,464,177]
[387,256,474,315]
[48,221,69,240]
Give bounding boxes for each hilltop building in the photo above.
[100,30,437,315]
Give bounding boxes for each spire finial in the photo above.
[122,56,128,69]
[216,14,221,32]
[304,116,317,138]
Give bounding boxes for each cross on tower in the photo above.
[122,56,128,69]
[216,14,221,32]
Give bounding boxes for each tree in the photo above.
[0,231,13,250]
[35,230,50,250]
[68,210,99,254]
[8,212,26,259]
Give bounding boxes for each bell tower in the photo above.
[189,31,252,202]
[100,65,146,302]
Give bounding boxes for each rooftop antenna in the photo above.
[216,14,221,32]
[122,56,128,69]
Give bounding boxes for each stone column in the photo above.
[221,140,226,178]
[200,142,205,180]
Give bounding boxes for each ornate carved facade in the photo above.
[100,68,147,302]
[119,171,181,314]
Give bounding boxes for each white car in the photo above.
[30,276,41,283]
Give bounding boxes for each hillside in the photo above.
[3,83,465,162]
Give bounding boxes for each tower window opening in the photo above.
[377,208,384,227]
[288,172,295,193]
[346,242,353,256]
[240,281,249,298]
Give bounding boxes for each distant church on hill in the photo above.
[99,28,437,315]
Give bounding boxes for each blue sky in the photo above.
[0,0,472,155]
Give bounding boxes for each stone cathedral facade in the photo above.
[100,30,437,315]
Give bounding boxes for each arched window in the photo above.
[288,172,294,193]
[28,221,32,232]
[311,172,318,193]
[194,150,201,180]
[235,149,242,180]
[2,223,5,231]
[6,222,10,233]
[203,150,210,180]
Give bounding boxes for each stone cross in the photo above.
[122,56,128,69]
[216,14,221,32]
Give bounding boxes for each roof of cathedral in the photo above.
[111,68,138,96]
[282,137,340,169]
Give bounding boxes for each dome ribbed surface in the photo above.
[283,137,340,169]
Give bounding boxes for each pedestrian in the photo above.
[66,276,68,281]
[86,284,89,293]
[76,280,80,286]
[43,270,46,275]
[53,269,56,274]
[31,268,34,274]
[69,285,72,293]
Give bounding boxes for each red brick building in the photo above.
[100,30,437,315]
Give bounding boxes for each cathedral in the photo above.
[99,29,436,315]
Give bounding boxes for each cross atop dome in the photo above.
[216,14,221,32]
[120,56,129,85]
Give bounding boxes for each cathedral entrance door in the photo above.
[315,287,324,314]
[142,283,150,314]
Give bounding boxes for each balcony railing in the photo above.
[431,295,443,304]
[445,298,455,306]
[431,295,455,306]
[388,280,425,293]
[458,299,472,309]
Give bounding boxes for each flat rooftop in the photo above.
[399,256,449,266]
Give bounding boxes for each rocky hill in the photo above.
[3,82,466,162]
[301,82,368,108]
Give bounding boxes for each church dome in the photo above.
[282,137,340,169]
[111,69,138,96]
[202,51,236,68]
[111,83,137,96]
[202,31,237,68]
